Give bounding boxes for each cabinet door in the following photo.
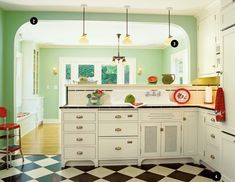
[198,14,217,77]
[221,132,235,182]
[161,122,181,157]
[183,111,198,156]
[198,112,206,159]
[140,123,161,157]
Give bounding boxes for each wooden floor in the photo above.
[21,123,61,155]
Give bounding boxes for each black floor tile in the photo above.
[45,163,63,172]
[103,165,128,171]
[168,170,196,182]
[36,173,66,182]
[186,162,206,168]
[51,155,61,162]
[104,172,132,182]
[198,169,214,179]
[2,173,32,182]
[159,163,184,170]
[15,163,41,172]
[26,155,48,162]
[74,165,96,172]
[132,164,156,171]
[136,171,164,182]
[1,155,23,161]
[70,173,99,182]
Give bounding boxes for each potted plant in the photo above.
[87,89,104,105]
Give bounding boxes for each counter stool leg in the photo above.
[19,127,24,162]
[6,129,9,169]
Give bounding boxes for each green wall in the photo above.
[39,47,163,118]
[0,10,3,106]
[1,10,197,121]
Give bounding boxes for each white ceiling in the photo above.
[0,0,215,15]
[17,20,185,48]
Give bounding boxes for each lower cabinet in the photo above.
[140,122,181,158]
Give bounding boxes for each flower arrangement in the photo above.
[87,89,104,105]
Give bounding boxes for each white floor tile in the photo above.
[34,158,59,167]
[177,165,204,175]
[0,168,22,179]
[25,167,53,179]
[27,180,39,182]
[60,179,74,182]
[94,179,110,182]
[118,166,145,177]
[11,158,32,167]
[159,177,184,182]
[126,178,146,182]
[190,176,214,182]
[56,167,84,178]
[88,167,114,178]
[148,166,175,176]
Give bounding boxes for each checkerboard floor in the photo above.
[0,155,216,182]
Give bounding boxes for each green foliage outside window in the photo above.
[78,65,94,78]
[101,65,117,84]
[124,65,130,84]
[65,64,71,80]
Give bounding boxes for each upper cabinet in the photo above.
[197,0,221,77]
[221,0,235,9]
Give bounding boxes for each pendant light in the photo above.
[165,7,173,46]
[113,33,126,64]
[122,5,132,44]
[80,4,88,44]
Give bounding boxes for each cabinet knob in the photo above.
[210,134,215,139]
[183,117,186,121]
[127,114,133,118]
[127,141,133,144]
[115,147,122,151]
[76,126,83,129]
[76,138,83,142]
[210,155,215,160]
[233,140,235,143]
[115,128,122,132]
[160,128,164,132]
[212,65,216,68]
[115,115,122,119]
[76,115,83,119]
[211,118,215,122]
[77,151,83,155]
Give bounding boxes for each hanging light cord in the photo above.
[82,6,86,35]
[126,7,129,36]
[168,8,171,37]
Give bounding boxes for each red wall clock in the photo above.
[173,88,191,104]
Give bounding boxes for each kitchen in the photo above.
[0,0,235,181]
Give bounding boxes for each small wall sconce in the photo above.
[137,66,143,75]
[52,67,58,75]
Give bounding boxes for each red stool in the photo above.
[0,107,24,169]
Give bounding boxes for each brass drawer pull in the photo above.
[115,128,122,132]
[211,118,215,122]
[183,117,186,121]
[160,128,164,132]
[115,115,122,119]
[76,126,83,129]
[127,114,133,118]
[77,151,83,155]
[127,141,133,144]
[210,155,215,160]
[210,134,215,139]
[76,115,83,119]
[115,147,122,151]
[76,138,83,142]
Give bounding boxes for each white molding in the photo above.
[43,118,60,123]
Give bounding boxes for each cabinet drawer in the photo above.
[64,147,95,159]
[99,138,138,159]
[140,110,182,122]
[99,112,138,122]
[207,125,221,147]
[64,123,95,132]
[99,123,138,136]
[206,144,220,169]
[63,112,95,121]
[64,134,95,145]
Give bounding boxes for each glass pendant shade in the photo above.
[80,34,88,44]
[165,35,173,46]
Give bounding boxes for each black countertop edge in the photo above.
[59,105,215,110]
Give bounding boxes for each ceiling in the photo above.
[17,20,185,48]
[0,0,214,15]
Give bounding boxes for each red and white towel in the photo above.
[215,87,226,122]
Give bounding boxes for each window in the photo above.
[101,65,117,84]
[124,65,130,84]
[65,64,71,80]
[78,65,94,78]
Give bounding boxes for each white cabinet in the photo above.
[140,109,182,160]
[140,123,161,157]
[221,132,235,182]
[182,111,198,156]
[61,109,98,167]
[198,112,206,160]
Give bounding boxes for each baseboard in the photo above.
[43,118,60,123]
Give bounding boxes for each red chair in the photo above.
[0,107,24,169]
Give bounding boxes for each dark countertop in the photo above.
[60,104,215,111]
